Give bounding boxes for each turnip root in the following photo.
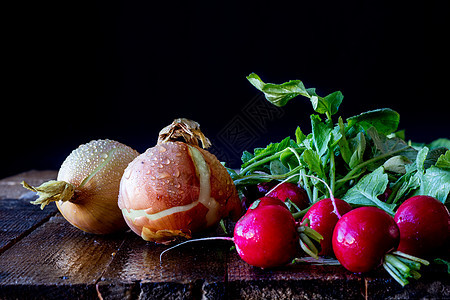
[118,118,242,244]
[22,139,139,234]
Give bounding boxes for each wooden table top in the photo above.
[0,170,448,299]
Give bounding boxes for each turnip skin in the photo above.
[119,120,242,244]
[23,139,140,234]
[234,203,299,268]
[332,207,400,273]
[302,198,352,256]
[394,195,450,256]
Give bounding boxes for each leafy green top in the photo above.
[229,73,450,216]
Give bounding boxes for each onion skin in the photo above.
[23,139,139,234]
[119,141,242,244]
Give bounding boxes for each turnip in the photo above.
[302,198,352,256]
[22,139,140,234]
[119,118,241,244]
[160,197,323,268]
[332,206,429,286]
[394,195,450,256]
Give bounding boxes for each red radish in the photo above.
[241,183,277,210]
[332,206,429,286]
[256,181,277,195]
[377,187,392,202]
[302,198,352,256]
[333,207,400,273]
[160,198,323,269]
[394,195,450,256]
[266,182,309,209]
[242,185,262,206]
[233,203,299,268]
[247,196,288,211]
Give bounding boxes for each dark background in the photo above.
[3,1,449,178]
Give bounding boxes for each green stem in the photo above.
[329,152,336,195]
[240,151,283,175]
[383,262,409,287]
[299,233,319,260]
[298,225,323,243]
[386,179,402,204]
[335,148,407,190]
[380,252,429,287]
[292,206,311,219]
[234,166,303,186]
[287,146,313,202]
[241,150,276,169]
[299,168,313,202]
[385,254,410,275]
[313,186,319,203]
[391,251,430,266]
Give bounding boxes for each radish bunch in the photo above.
[228,72,449,287]
[235,179,437,287]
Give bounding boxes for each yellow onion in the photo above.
[22,139,139,234]
[118,118,242,244]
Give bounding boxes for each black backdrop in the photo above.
[3,1,449,178]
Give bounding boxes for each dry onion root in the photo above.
[22,139,139,234]
[118,118,242,244]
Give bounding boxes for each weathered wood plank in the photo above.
[226,251,363,299]
[97,233,230,300]
[0,170,59,254]
[0,170,57,200]
[0,214,125,299]
[0,198,58,254]
[363,265,450,299]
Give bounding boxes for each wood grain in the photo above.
[1,171,449,299]
[227,250,363,299]
[0,198,58,254]
[98,231,230,300]
[0,214,125,299]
